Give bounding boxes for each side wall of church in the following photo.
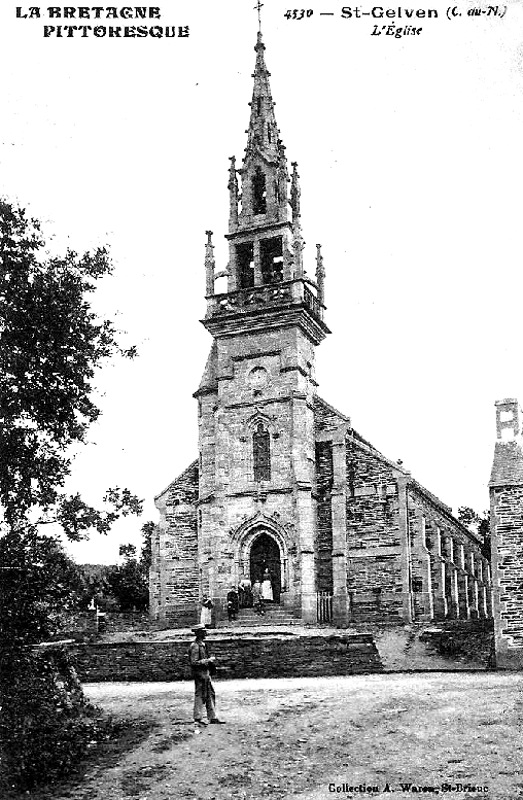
[150,462,200,628]
[343,439,491,625]
[346,439,404,622]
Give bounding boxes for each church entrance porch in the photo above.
[250,531,281,603]
[232,517,291,615]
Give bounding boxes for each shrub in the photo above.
[0,645,108,790]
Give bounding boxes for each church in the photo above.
[149,30,492,629]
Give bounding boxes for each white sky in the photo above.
[1,0,522,564]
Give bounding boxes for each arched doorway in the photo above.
[250,531,281,603]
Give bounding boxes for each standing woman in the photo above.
[261,568,273,602]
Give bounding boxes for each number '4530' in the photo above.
[284,9,314,19]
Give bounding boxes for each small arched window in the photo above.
[252,167,267,215]
[253,422,271,482]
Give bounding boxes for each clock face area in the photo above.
[247,366,269,393]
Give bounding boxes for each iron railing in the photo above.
[316,591,333,624]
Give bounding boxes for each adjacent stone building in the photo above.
[489,398,523,668]
[149,31,492,629]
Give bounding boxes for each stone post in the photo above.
[331,426,350,627]
[253,239,262,286]
[396,473,413,623]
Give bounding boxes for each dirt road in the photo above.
[38,672,523,800]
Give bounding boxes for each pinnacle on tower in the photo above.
[204,230,215,297]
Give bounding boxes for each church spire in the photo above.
[227,30,288,232]
[244,32,286,168]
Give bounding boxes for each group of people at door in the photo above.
[200,567,274,626]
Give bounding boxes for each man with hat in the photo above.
[188,623,225,726]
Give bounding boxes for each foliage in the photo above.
[107,558,148,611]
[0,198,138,532]
[78,563,120,611]
[140,520,154,572]
[0,198,142,791]
[105,523,154,611]
[0,646,109,791]
[80,522,155,612]
[0,529,86,651]
[457,506,491,560]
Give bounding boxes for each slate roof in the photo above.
[314,395,349,433]
[489,440,523,487]
[154,459,199,502]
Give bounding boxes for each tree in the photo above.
[78,563,120,611]
[0,198,142,790]
[0,531,86,648]
[139,520,155,572]
[107,545,148,611]
[104,522,155,611]
[0,199,138,534]
[457,506,491,560]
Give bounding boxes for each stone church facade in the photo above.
[149,32,492,629]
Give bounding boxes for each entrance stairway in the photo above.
[216,604,301,628]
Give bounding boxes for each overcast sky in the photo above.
[1,0,522,564]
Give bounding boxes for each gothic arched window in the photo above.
[253,422,271,482]
[252,167,267,215]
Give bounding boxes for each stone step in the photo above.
[216,605,302,628]
[217,619,302,628]
[238,612,297,619]
[238,615,299,622]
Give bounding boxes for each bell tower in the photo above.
[195,28,329,624]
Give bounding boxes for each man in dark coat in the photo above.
[226,586,239,621]
[188,624,225,726]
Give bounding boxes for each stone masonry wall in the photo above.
[346,439,404,622]
[65,611,151,639]
[151,461,200,628]
[355,620,494,671]
[490,484,523,668]
[197,325,319,623]
[70,633,382,682]
[315,440,333,593]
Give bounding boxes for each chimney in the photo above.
[495,398,520,442]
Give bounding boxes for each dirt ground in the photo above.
[29,672,523,800]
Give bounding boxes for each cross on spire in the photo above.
[254,0,263,33]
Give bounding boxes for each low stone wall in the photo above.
[103,612,151,632]
[418,620,495,668]
[69,632,382,683]
[354,620,495,672]
[64,611,152,639]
